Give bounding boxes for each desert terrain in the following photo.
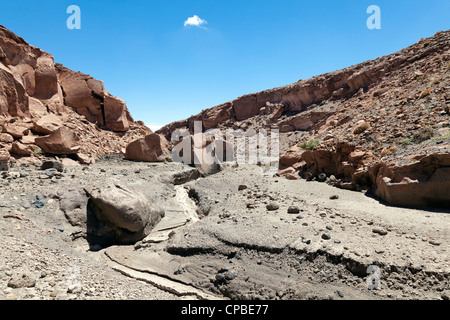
[0,25,449,300]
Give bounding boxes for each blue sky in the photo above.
[1,1,449,129]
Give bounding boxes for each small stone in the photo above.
[215,273,225,281]
[8,272,36,289]
[224,271,238,281]
[44,169,57,177]
[41,160,64,173]
[21,202,31,210]
[246,200,256,209]
[67,284,82,294]
[287,206,300,214]
[329,195,339,200]
[173,268,184,275]
[336,290,345,298]
[372,228,388,236]
[318,173,327,182]
[238,185,248,191]
[32,200,45,209]
[429,240,441,246]
[321,233,331,240]
[266,203,279,211]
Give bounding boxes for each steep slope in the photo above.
[157,30,450,208]
[0,25,151,165]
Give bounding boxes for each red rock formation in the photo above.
[0,25,150,163]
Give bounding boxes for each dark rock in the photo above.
[224,271,238,281]
[329,195,339,200]
[372,228,388,236]
[318,173,327,182]
[32,200,45,208]
[238,185,248,191]
[266,203,279,211]
[85,179,165,245]
[287,206,300,214]
[41,160,64,172]
[321,233,331,240]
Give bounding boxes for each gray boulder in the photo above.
[84,180,165,246]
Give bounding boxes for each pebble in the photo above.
[321,233,331,240]
[372,228,388,236]
[318,173,327,182]
[224,271,238,281]
[266,203,279,211]
[429,240,441,246]
[238,185,248,191]
[329,195,339,200]
[287,206,300,214]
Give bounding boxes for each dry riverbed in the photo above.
[0,155,449,300]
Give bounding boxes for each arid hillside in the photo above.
[157,30,450,208]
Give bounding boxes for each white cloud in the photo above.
[184,15,207,28]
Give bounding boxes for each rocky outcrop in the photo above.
[369,154,450,208]
[55,64,132,132]
[279,145,449,208]
[0,25,152,164]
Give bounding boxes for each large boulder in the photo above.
[35,127,80,155]
[125,133,171,162]
[103,95,129,132]
[85,180,165,246]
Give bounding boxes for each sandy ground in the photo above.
[0,156,448,300]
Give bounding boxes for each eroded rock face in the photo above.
[85,180,165,245]
[125,133,171,162]
[371,154,450,208]
[56,64,131,132]
[0,25,150,162]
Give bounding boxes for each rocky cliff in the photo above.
[0,25,151,165]
[157,30,450,208]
